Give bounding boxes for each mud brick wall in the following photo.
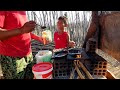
[83,12,120,62]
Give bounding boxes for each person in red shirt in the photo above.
[0,11,48,79]
[54,16,75,49]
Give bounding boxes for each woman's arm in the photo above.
[0,11,22,40]
[0,21,36,40]
[30,33,43,43]
[0,11,36,41]
[66,33,70,48]
[0,28,22,40]
[66,32,76,48]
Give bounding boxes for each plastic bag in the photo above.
[35,50,52,63]
[42,30,52,45]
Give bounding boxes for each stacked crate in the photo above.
[52,48,82,79]
[53,58,73,79]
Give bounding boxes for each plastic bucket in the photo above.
[35,50,52,63]
[32,62,53,79]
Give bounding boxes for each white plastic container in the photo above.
[35,50,52,63]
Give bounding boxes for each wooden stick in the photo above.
[74,61,85,79]
[77,60,94,79]
[106,70,116,79]
[69,68,75,79]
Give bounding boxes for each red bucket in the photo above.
[32,62,53,79]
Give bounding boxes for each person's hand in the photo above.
[69,41,76,48]
[19,21,36,34]
[41,37,51,45]
[45,39,50,44]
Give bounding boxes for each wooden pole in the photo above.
[74,61,85,79]
[77,60,94,79]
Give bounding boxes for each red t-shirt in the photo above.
[0,11,31,57]
[54,31,68,49]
